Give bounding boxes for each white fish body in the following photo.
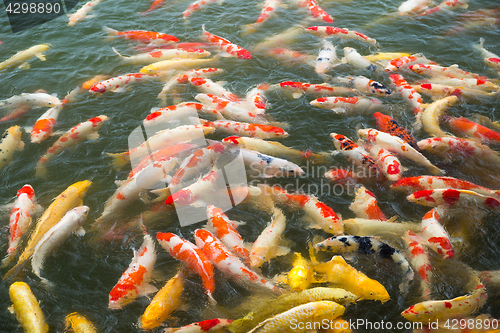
[0,44,50,71]
[68,0,102,26]
[0,93,61,109]
[315,40,338,74]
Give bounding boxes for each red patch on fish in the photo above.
[197,318,221,331]
[442,189,460,205]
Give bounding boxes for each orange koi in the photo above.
[103,26,179,44]
[443,116,500,144]
[349,186,387,220]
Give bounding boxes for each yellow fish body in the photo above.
[323,318,352,333]
[0,126,24,171]
[0,44,50,71]
[365,52,411,62]
[314,255,390,303]
[64,312,97,333]
[9,281,48,333]
[3,180,92,280]
[138,269,185,330]
[286,252,314,291]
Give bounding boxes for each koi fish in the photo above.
[241,149,305,178]
[412,83,495,100]
[36,116,108,178]
[103,26,179,44]
[306,26,377,45]
[247,301,344,333]
[398,0,432,15]
[202,25,251,59]
[195,93,263,123]
[165,170,220,206]
[372,113,418,149]
[421,77,499,92]
[330,133,382,178]
[188,76,240,102]
[303,0,334,23]
[443,116,500,143]
[64,312,97,333]
[0,126,24,171]
[342,218,421,238]
[407,189,500,209]
[315,39,338,74]
[138,270,185,330]
[311,96,383,115]
[316,236,414,280]
[404,231,432,300]
[330,76,391,96]
[32,206,89,285]
[144,103,223,127]
[368,144,406,182]
[183,0,223,19]
[194,229,278,291]
[68,0,102,26]
[89,73,152,93]
[342,47,378,71]
[278,81,356,99]
[421,95,459,137]
[408,63,487,80]
[401,284,487,322]
[0,92,61,109]
[112,47,211,64]
[365,52,411,62]
[3,180,92,280]
[205,120,287,139]
[207,204,250,263]
[418,0,468,16]
[265,48,316,66]
[349,186,387,220]
[156,232,215,301]
[388,73,425,117]
[0,104,33,123]
[0,44,50,71]
[420,207,454,259]
[252,25,304,52]
[2,185,37,267]
[358,128,444,175]
[140,0,166,15]
[8,281,48,333]
[243,0,281,35]
[284,252,314,291]
[250,208,289,268]
[384,54,436,72]
[140,56,219,75]
[474,38,500,72]
[245,83,269,116]
[163,318,233,333]
[30,104,63,143]
[109,230,157,309]
[313,255,390,302]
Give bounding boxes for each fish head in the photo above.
[193,229,215,249]
[88,115,109,128]
[7,125,23,141]
[407,190,434,206]
[108,282,140,310]
[90,84,106,93]
[73,205,90,220]
[358,279,390,303]
[236,49,252,60]
[278,165,305,177]
[18,184,35,199]
[315,237,350,252]
[73,180,92,199]
[310,97,329,108]
[401,303,430,321]
[417,138,442,152]
[140,65,157,75]
[357,129,369,140]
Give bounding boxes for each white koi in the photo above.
[0,92,61,109]
[68,0,102,26]
[240,148,305,178]
[0,126,24,171]
[0,44,50,71]
[421,95,459,137]
[342,47,378,71]
[113,47,210,65]
[315,39,338,74]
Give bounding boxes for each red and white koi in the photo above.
[368,145,404,181]
[144,102,223,127]
[306,26,377,46]
[35,116,108,178]
[204,120,288,139]
[183,0,222,19]
[250,208,289,268]
[188,76,240,102]
[330,76,392,96]
[384,54,436,72]
[413,83,495,100]
[0,92,61,109]
[207,204,249,263]
[140,0,166,15]
[303,0,334,23]
[343,47,378,71]
[278,81,356,99]
[166,170,220,206]
[30,104,63,143]
[349,186,387,220]
[242,0,281,35]
[0,104,33,123]
[315,39,338,74]
[2,185,37,267]
[330,133,382,178]
[421,77,499,92]
[311,96,383,115]
[245,83,269,115]
[89,73,152,93]
[443,115,500,143]
[474,38,500,72]
[109,231,157,309]
[202,25,251,60]
[265,48,315,66]
[398,0,432,15]
[195,93,263,123]
[407,63,487,80]
[0,126,25,171]
[103,26,179,44]
[388,73,425,116]
[418,0,469,16]
[241,149,305,178]
[68,0,102,26]
[112,47,211,65]
[404,231,432,300]
[421,95,459,137]
[194,229,278,291]
[156,232,216,301]
[163,318,233,333]
[420,207,454,259]
[407,189,500,209]
[358,128,445,175]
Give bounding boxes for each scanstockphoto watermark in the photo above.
[289,319,424,331]
[247,177,359,197]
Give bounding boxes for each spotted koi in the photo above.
[303,0,334,23]
[421,76,500,92]
[418,0,468,16]
[265,48,316,66]
[398,0,432,15]
[407,63,487,80]
[30,104,63,143]
[204,120,288,139]
[407,188,500,209]
[331,76,391,96]
[0,92,61,109]
[315,39,338,74]
[388,73,425,116]
[0,126,24,171]
[240,149,305,178]
[384,54,436,72]
[195,93,263,123]
[311,96,383,115]
[404,231,432,300]
[420,207,454,259]
[144,102,223,127]
[243,0,281,35]
[368,144,404,181]
[373,112,418,149]
[245,83,269,115]
[202,25,251,59]
[413,83,495,100]
[68,0,102,26]
[89,73,151,93]
[349,186,387,220]
[140,0,166,15]
[443,116,500,143]
[183,0,222,19]
[188,76,240,102]
[103,26,178,44]
[163,318,233,333]
[306,26,377,45]
[278,81,356,99]
[165,170,219,206]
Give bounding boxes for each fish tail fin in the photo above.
[35,162,48,179]
[107,152,130,169]
[103,26,118,41]
[112,47,127,61]
[241,23,257,36]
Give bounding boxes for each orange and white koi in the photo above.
[0,126,24,171]
[404,231,432,300]
[163,318,233,333]
[165,170,219,206]
[349,186,387,220]
[419,0,469,16]
[443,116,500,143]
[68,0,102,26]
[412,83,495,100]
[391,176,500,198]
[0,92,61,109]
[324,168,372,188]
[2,185,37,267]
[368,145,404,181]
[407,63,487,80]
[245,83,269,115]
[421,77,499,92]
[183,0,222,19]
[315,235,414,281]
[204,120,288,139]
[303,0,334,23]
[306,26,377,46]
[112,47,211,64]
[278,81,356,99]
[474,38,500,72]
[311,96,383,115]
[140,57,219,75]
[388,73,425,116]
[250,208,289,268]
[315,39,338,74]
[194,229,278,291]
[36,116,108,178]
[188,76,240,102]
[358,128,445,175]
[271,186,343,235]
[156,232,216,301]
[243,0,281,35]
[109,231,157,309]
[330,133,382,178]
[330,76,392,96]
[407,189,500,209]
[0,104,33,123]
[398,0,432,15]
[30,104,63,143]
[144,102,223,127]
[103,26,179,44]
[420,207,454,259]
[195,93,263,123]
[401,284,487,322]
[207,204,250,263]
[89,73,152,93]
[265,48,315,66]
[140,0,166,15]
[421,95,459,137]
[202,25,251,60]
[8,281,48,333]
[384,54,436,72]
[343,47,378,71]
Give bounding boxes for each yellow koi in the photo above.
[285,252,314,291]
[9,281,48,333]
[64,312,97,333]
[0,125,24,171]
[0,44,50,71]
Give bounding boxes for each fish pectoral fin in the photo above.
[86,132,100,141]
[18,62,30,70]
[138,282,158,296]
[292,92,303,99]
[274,245,291,257]
[35,53,46,61]
[74,227,86,237]
[332,108,347,115]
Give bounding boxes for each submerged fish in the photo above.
[8,281,48,333]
